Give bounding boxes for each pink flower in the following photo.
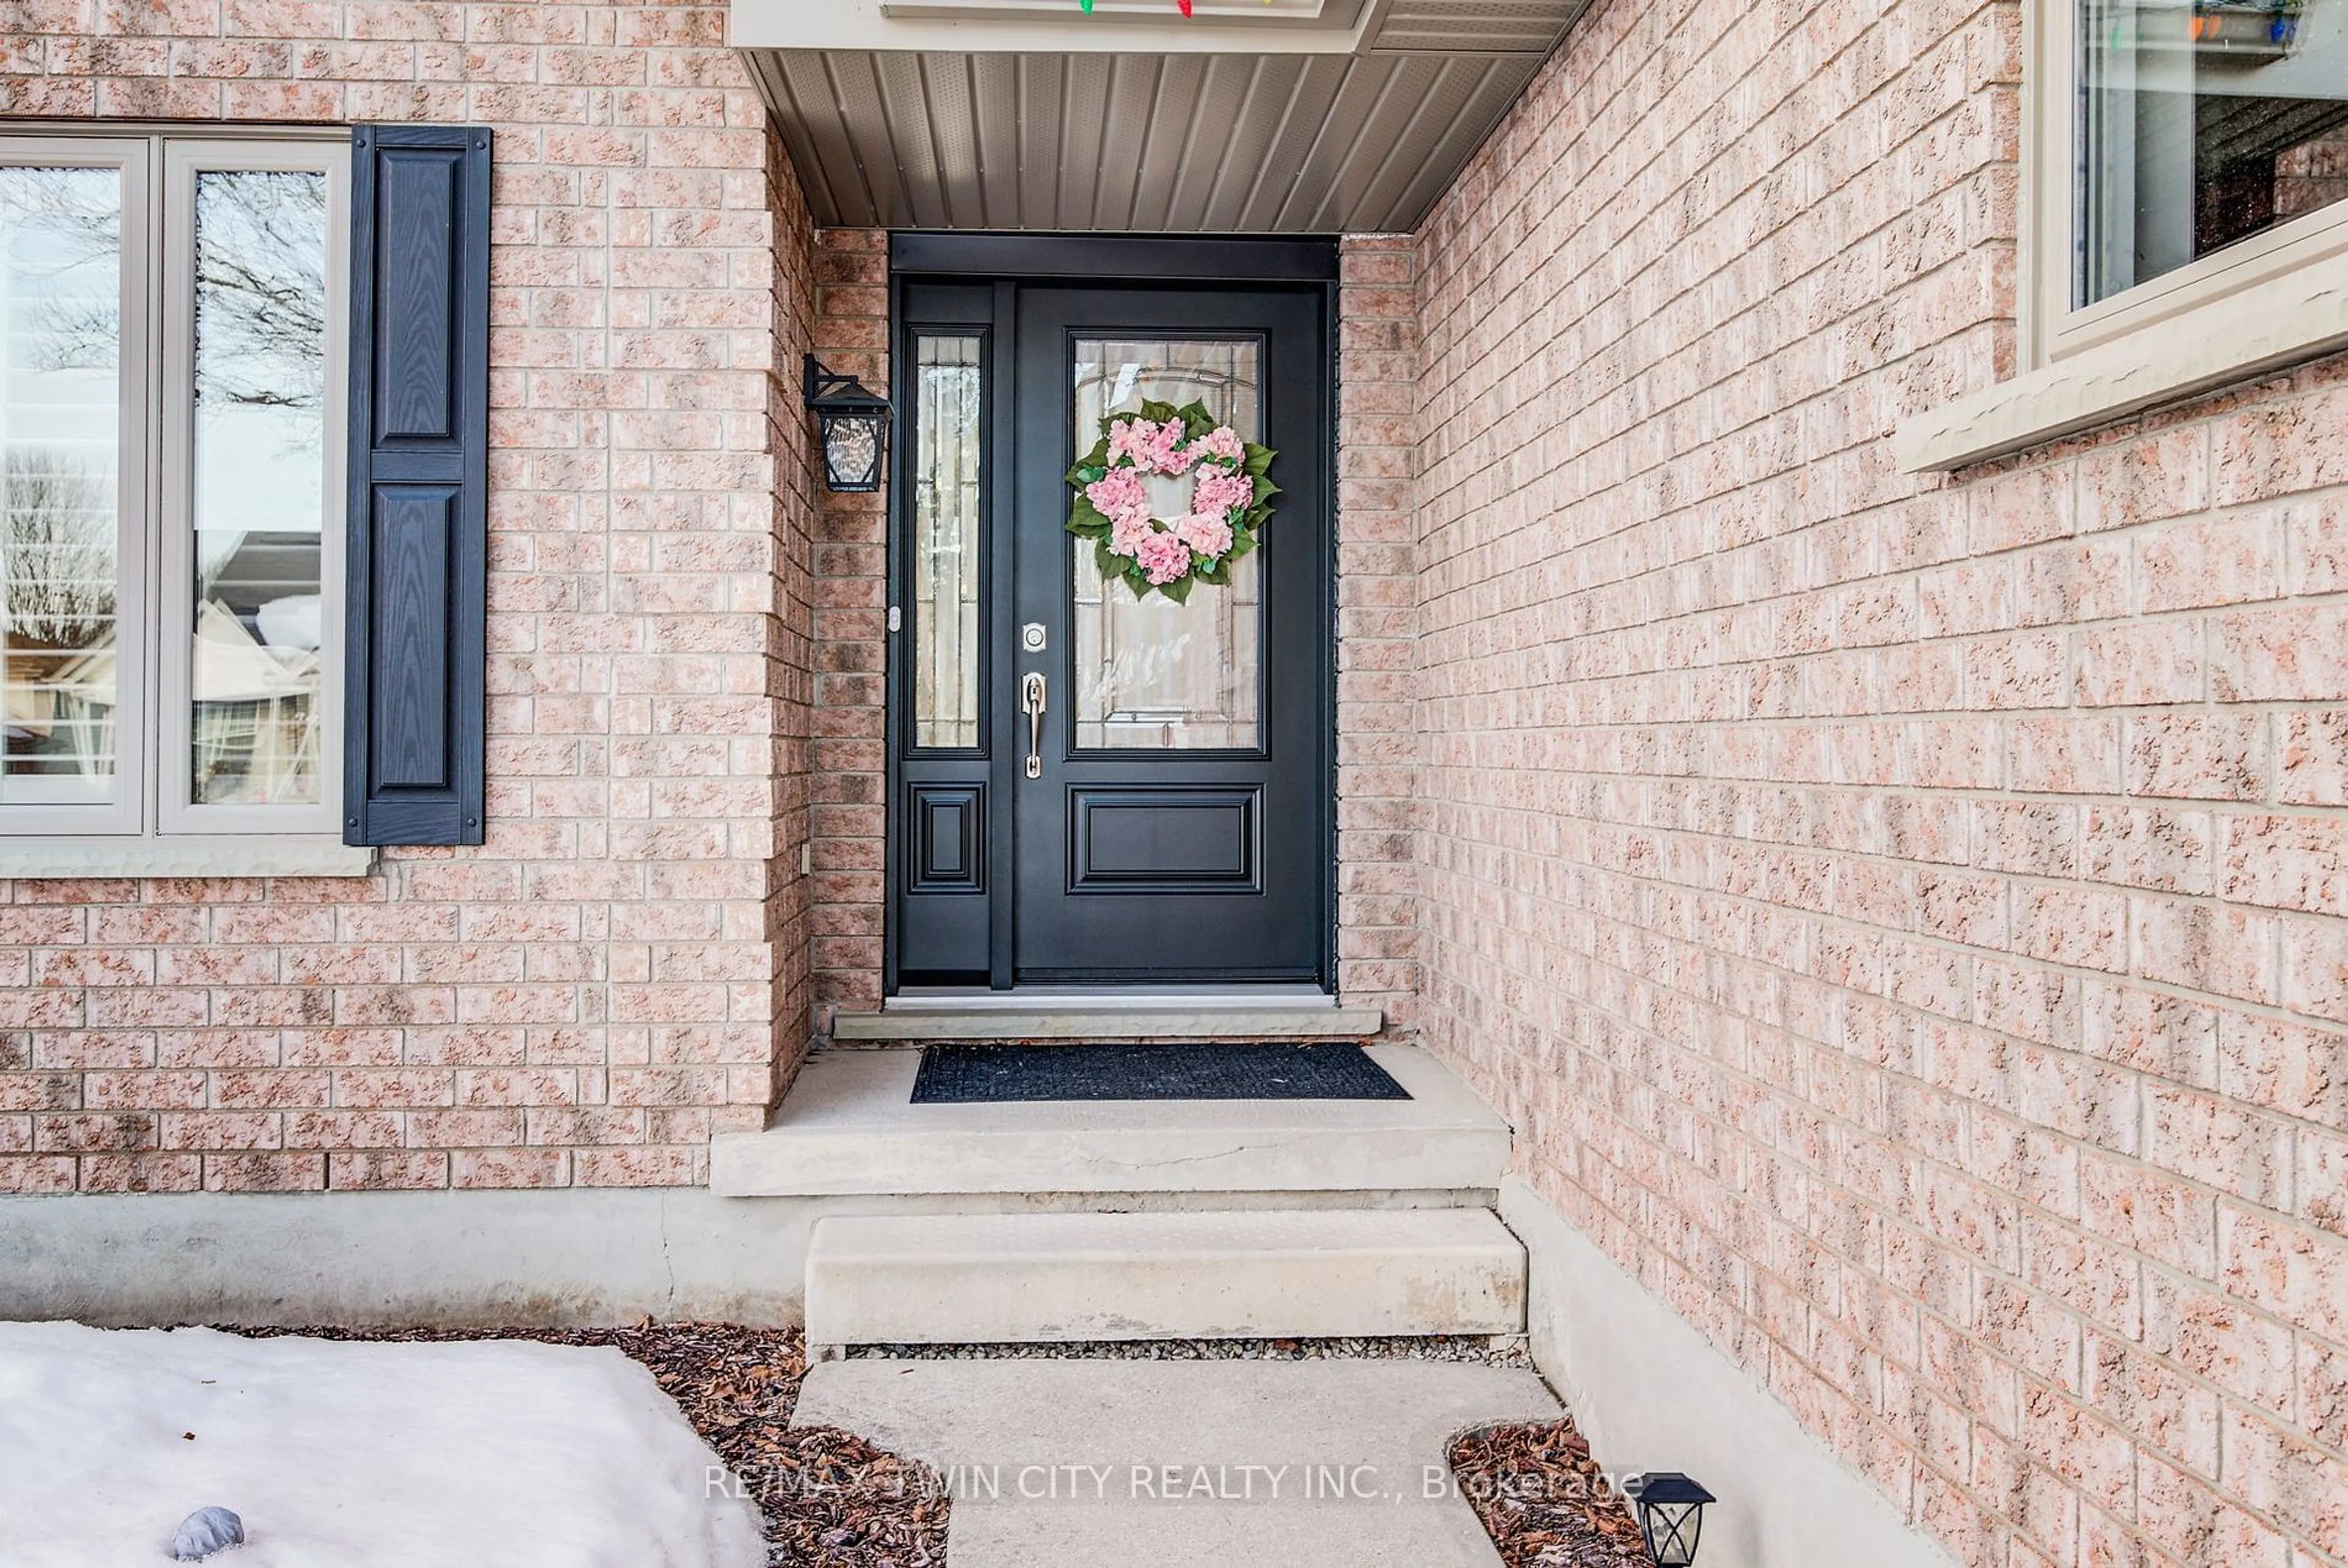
[1109,513,1153,558]
[1106,416,1198,474]
[1086,468,1148,520]
[1107,418,1161,468]
[1174,512,1233,560]
[1197,426,1245,462]
[1134,530,1192,585]
[1191,469,1253,518]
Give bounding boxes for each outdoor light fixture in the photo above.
[802,355,890,493]
[1624,1472,1715,1567]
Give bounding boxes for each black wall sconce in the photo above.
[1624,1472,1714,1566]
[802,354,890,493]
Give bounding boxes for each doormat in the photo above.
[909,1042,1412,1103]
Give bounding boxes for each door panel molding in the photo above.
[1068,786,1261,894]
[909,784,985,893]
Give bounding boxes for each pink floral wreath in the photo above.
[1065,399,1278,603]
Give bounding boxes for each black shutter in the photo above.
[344,124,490,847]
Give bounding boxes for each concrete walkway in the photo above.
[792,1356,1560,1567]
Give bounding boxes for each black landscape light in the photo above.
[1623,1471,1715,1566]
[802,354,890,492]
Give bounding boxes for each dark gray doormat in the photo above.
[909,1042,1412,1103]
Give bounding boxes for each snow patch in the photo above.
[0,1322,767,1568]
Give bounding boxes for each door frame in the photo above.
[880,232,1342,995]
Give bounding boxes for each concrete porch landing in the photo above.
[792,1356,1559,1568]
[709,1044,1509,1199]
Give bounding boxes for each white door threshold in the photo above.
[835,997,1381,1041]
[884,984,1337,1010]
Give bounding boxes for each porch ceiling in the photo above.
[733,1,1590,232]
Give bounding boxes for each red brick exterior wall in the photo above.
[1335,237,1425,1023]
[803,229,887,1026]
[1408,2,2348,1565]
[0,0,820,1193]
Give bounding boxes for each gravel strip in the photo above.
[221,1323,946,1568]
[843,1333,1533,1366]
[1450,1418,1652,1567]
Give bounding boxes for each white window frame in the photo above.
[0,135,152,841]
[1896,0,2348,471]
[0,127,367,877]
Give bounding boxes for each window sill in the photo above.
[0,837,376,880]
[1894,259,2348,473]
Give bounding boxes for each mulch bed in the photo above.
[224,1323,947,1568]
[1450,1417,1653,1567]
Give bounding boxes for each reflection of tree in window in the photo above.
[2,449,116,776]
[193,171,327,423]
[190,170,328,808]
[1,166,120,792]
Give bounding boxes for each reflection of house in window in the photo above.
[1,443,118,786]
[2,640,114,777]
[193,529,322,807]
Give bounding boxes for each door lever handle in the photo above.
[1020,671,1047,780]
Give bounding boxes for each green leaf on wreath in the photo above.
[1159,573,1195,605]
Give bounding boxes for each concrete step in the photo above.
[794,1357,1560,1566]
[709,1044,1510,1199]
[804,1207,1527,1349]
[832,1001,1384,1042]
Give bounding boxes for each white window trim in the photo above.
[0,136,152,837]
[0,128,369,878]
[157,138,349,841]
[1896,1,2348,473]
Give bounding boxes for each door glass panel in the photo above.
[1071,337,1261,751]
[0,166,124,805]
[913,334,983,749]
[190,168,330,806]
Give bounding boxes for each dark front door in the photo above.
[890,258,1332,989]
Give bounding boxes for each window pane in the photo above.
[912,334,983,750]
[0,166,123,805]
[190,169,328,808]
[1071,338,1262,752]
[2080,0,2348,306]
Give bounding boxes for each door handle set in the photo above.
[1021,671,1047,779]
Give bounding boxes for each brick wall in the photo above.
[805,227,888,1026]
[0,0,820,1193]
[1408,2,2348,1566]
[1335,236,1425,1023]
